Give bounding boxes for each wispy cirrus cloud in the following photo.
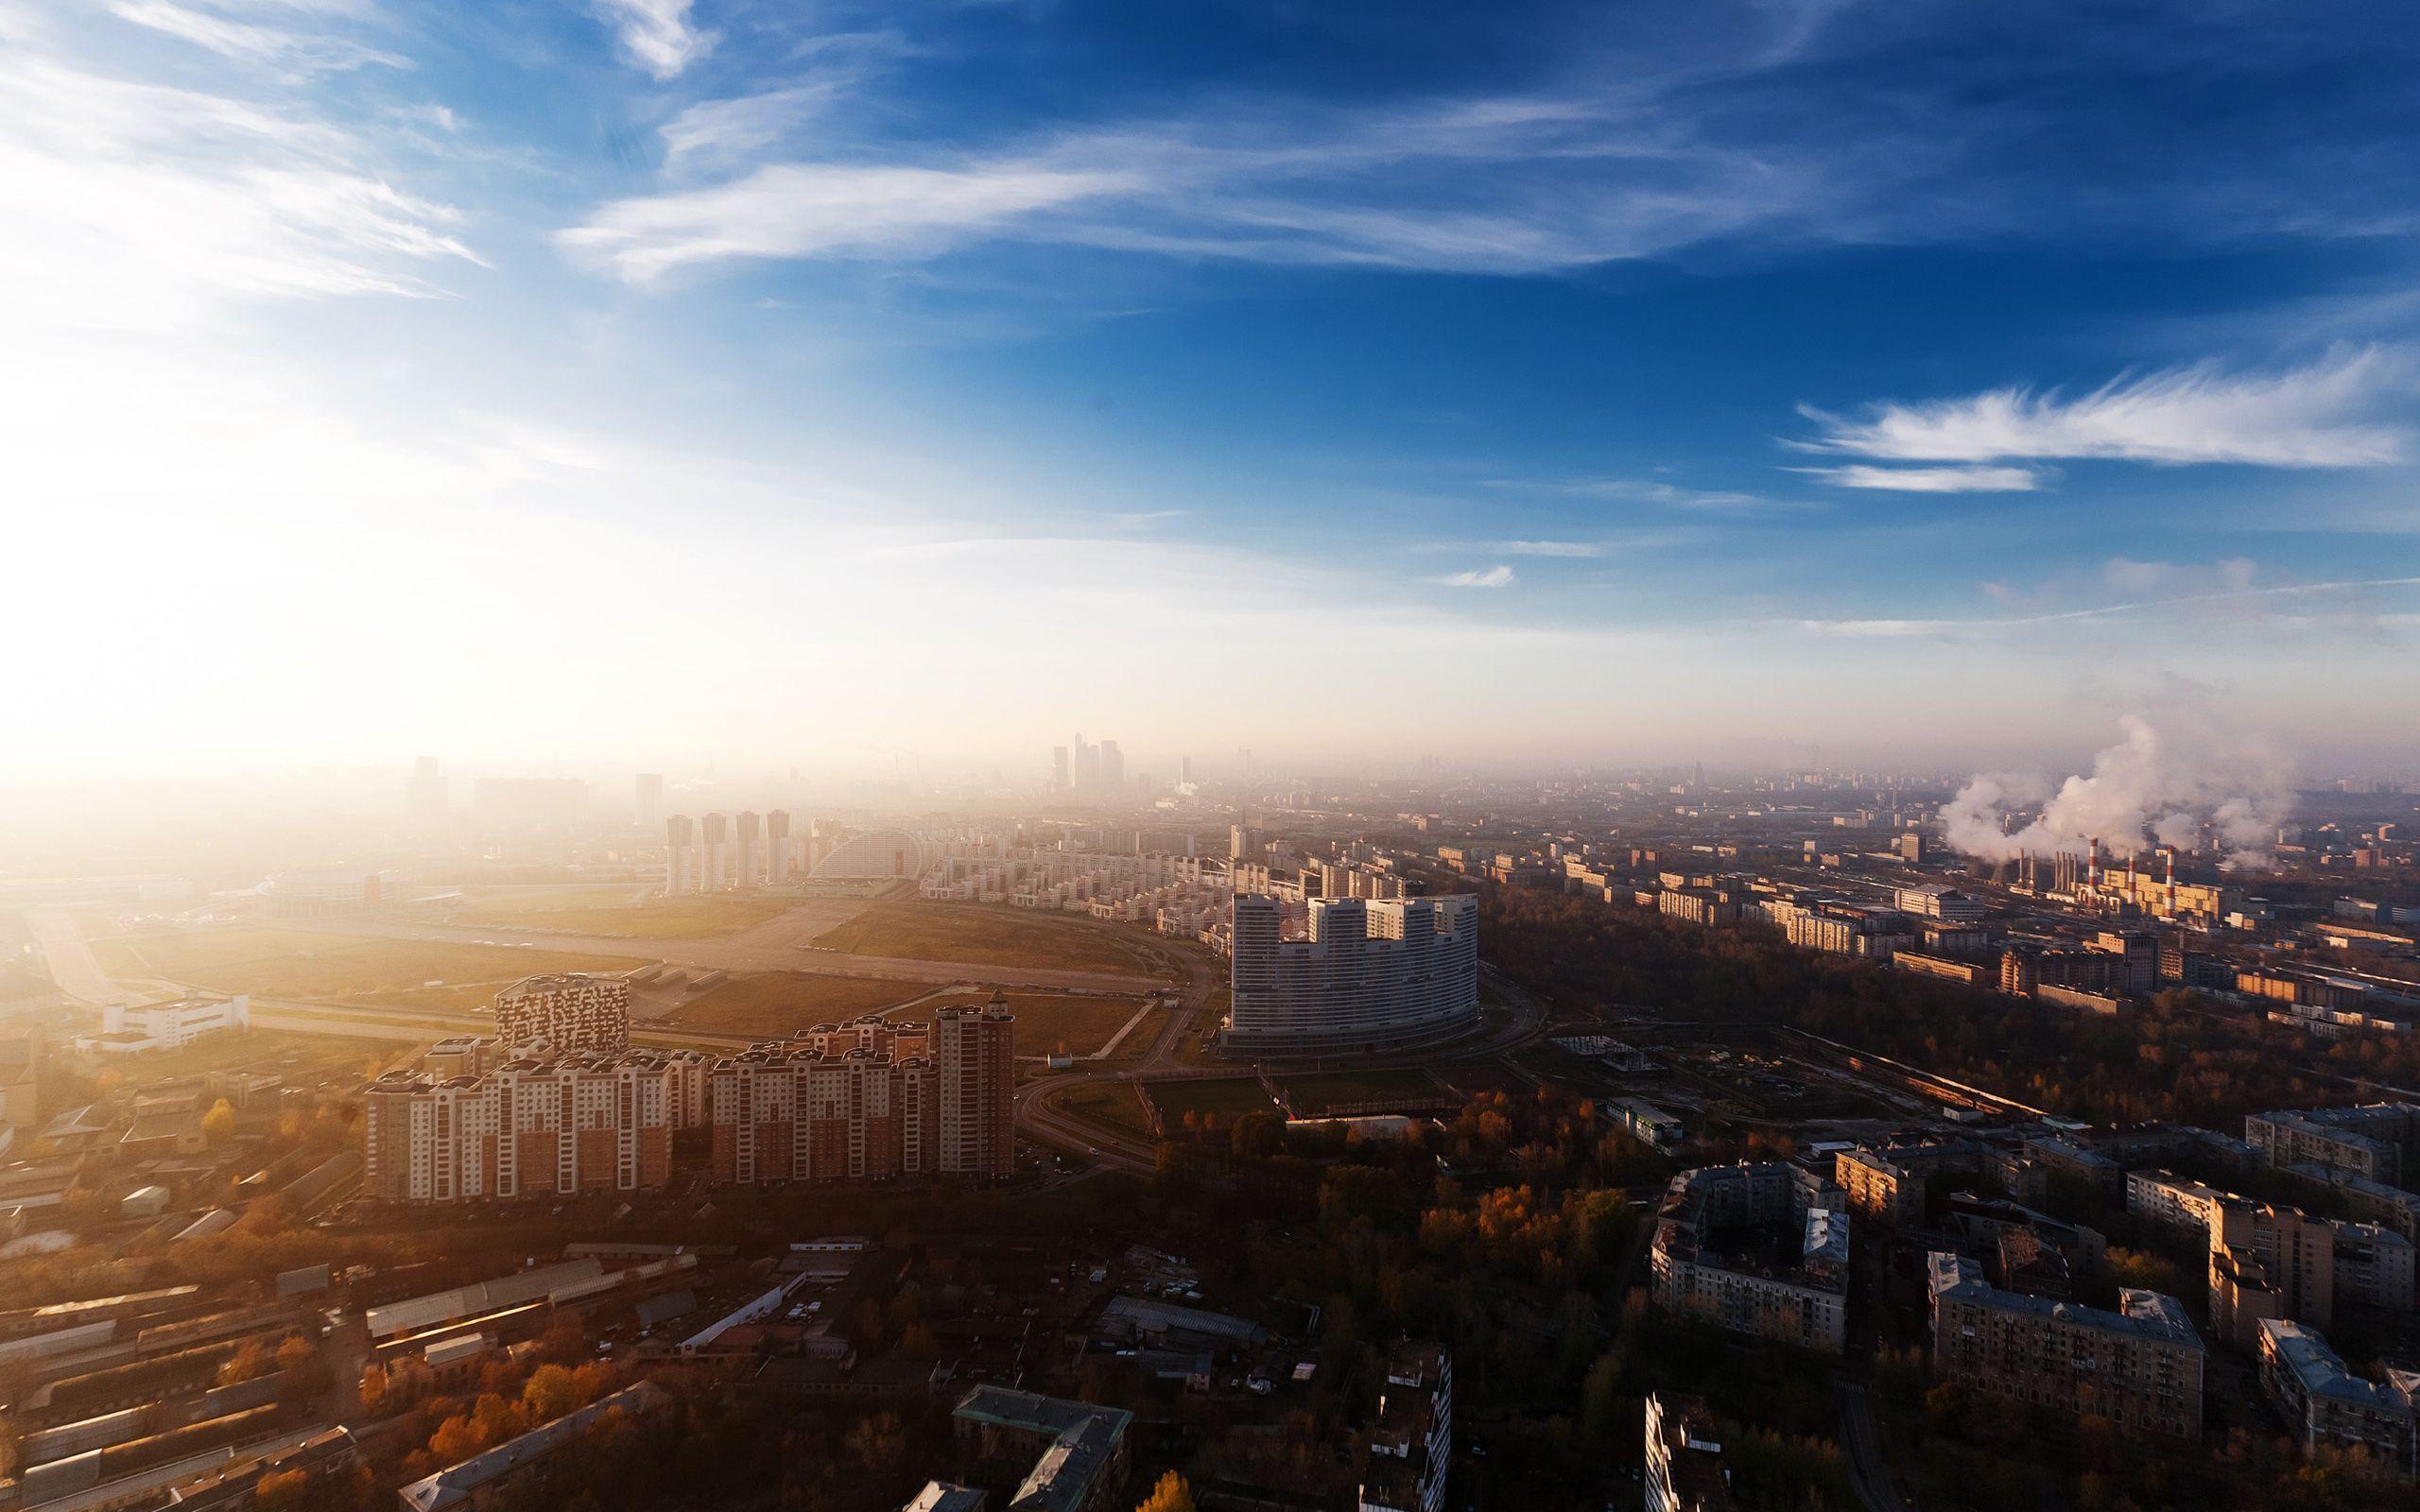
[1483,476,1779,510]
[1795,462,2046,492]
[559,87,1854,283]
[1431,564,1516,588]
[103,1,406,73]
[1796,348,2411,468]
[594,0,713,81]
[1499,540,1606,557]
[561,160,1144,280]
[1790,571,2420,638]
[0,42,477,332]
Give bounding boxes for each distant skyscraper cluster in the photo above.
[665,809,816,893]
[1050,733,1155,797]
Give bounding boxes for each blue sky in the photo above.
[4,0,2417,778]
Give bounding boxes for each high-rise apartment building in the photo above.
[367,1007,1011,1204]
[666,814,694,896]
[494,973,631,1055]
[935,999,1016,1178]
[701,812,730,890]
[634,772,663,831]
[363,1050,708,1202]
[767,809,793,884]
[1226,893,1478,1056]
[1099,740,1124,790]
[735,810,762,891]
[704,997,1014,1186]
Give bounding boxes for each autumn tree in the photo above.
[1135,1471,1195,1512]
[201,1098,237,1144]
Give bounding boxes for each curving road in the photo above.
[1014,959,1553,1172]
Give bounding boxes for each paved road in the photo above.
[1835,1380,1911,1512]
[25,909,127,1006]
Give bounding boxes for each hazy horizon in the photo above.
[6,1,2417,779]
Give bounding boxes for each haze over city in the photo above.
[5,0,2418,782]
[9,7,2420,1512]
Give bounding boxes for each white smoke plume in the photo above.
[1939,711,2295,868]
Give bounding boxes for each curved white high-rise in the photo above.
[1225,893,1478,1057]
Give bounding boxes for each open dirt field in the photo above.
[810,903,1169,978]
[889,991,1150,1057]
[666,971,931,1039]
[94,927,631,1016]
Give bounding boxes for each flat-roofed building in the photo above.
[2256,1318,2417,1478]
[1645,1392,1734,1512]
[1927,1251,2204,1438]
[1651,1163,1849,1353]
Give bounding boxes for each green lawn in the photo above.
[1144,1075,1280,1125]
[1055,1080,1154,1138]
[810,903,1169,977]
[1276,1069,1448,1115]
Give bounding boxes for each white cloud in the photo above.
[1431,565,1516,588]
[103,1,406,72]
[1786,574,2420,639]
[594,0,714,81]
[559,160,1142,281]
[1796,463,2044,492]
[0,49,476,332]
[1797,349,2410,467]
[1500,540,1606,557]
[1485,476,1776,510]
[562,87,1848,282]
[662,81,848,168]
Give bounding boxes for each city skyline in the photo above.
[5,1,2417,776]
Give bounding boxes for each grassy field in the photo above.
[1056,1080,1154,1137]
[93,1026,411,1083]
[810,903,1168,978]
[668,971,927,1039]
[445,896,802,939]
[95,928,630,1015]
[890,992,1150,1057]
[1276,1068,1448,1114]
[1143,1075,1280,1125]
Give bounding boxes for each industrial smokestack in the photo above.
[2087,836,2100,887]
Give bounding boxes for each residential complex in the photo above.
[363,1050,705,1203]
[1225,893,1479,1057]
[945,1385,1132,1512]
[1927,1252,2205,1438]
[1358,1344,1451,1512]
[2256,1318,2417,1477]
[1645,1393,1735,1512]
[1651,1162,1849,1353]
[493,973,631,1056]
[366,1004,1013,1202]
